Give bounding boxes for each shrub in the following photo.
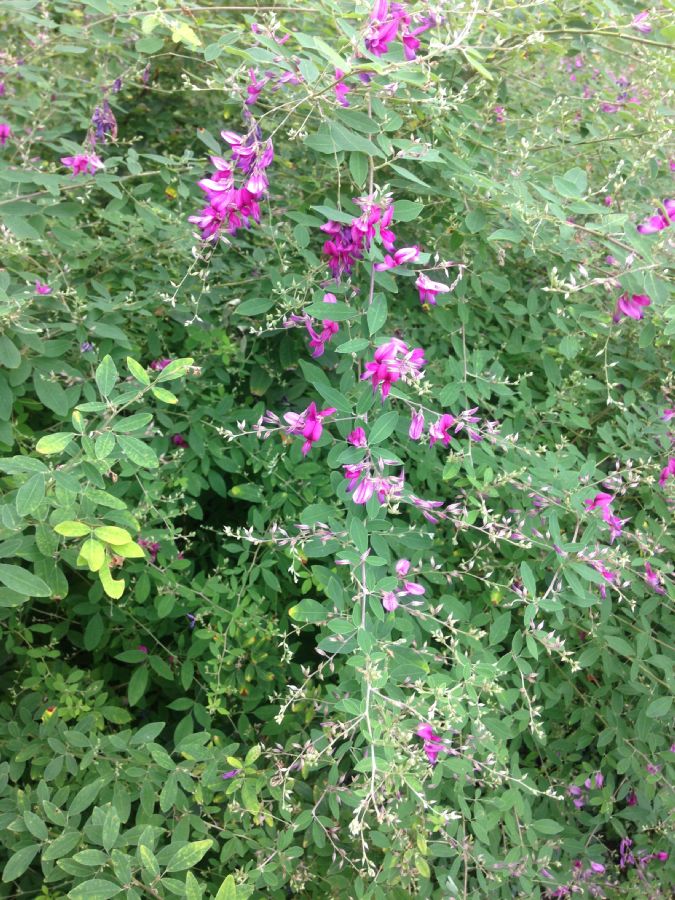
[0,2,672,898]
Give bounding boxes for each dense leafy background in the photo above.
[0,1,673,898]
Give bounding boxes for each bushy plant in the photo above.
[0,1,672,898]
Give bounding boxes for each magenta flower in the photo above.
[658,457,675,487]
[644,562,665,595]
[661,409,674,422]
[415,273,451,306]
[631,11,652,33]
[0,123,11,145]
[494,105,506,124]
[626,789,638,806]
[138,539,160,563]
[408,410,424,440]
[637,199,674,234]
[150,358,172,371]
[584,492,613,513]
[415,723,445,764]
[382,590,399,612]
[61,153,104,176]
[429,413,456,447]
[171,434,188,448]
[347,427,367,447]
[334,69,350,107]
[34,280,52,295]
[284,402,336,455]
[395,559,410,577]
[221,769,240,779]
[138,644,148,654]
[612,292,651,322]
[362,337,426,399]
[604,195,612,206]
[374,245,420,271]
[306,318,339,358]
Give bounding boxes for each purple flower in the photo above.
[306,318,339,358]
[171,434,188,448]
[415,273,451,306]
[382,590,399,612]
[604,195,612,206]
[416,722,445,764]
[612,292,651,322]
[0,123,12,145]
[347,427,367,448]
[284,402,336,456]
[150,358,172,371]
[644,562,665,595]
[429,413,456,447]
[409,410,424,440]
[658,457,675,487]
[626,789,638,806]
[494,105,506,123]
[334,69,350,107]
[661,409,675,422]
[221,769,240,779]
[138,644,148,654]
[34,280,52,295]
[362,338,426,399]
[61,153,104,176]
[374,245,420,271]
[91,99,117,144]
[395,559,410,578]
[631,11,652,33]
[637,199,674,234]
[80,341,95,353]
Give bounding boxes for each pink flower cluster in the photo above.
[321,195,396,280]
[0,122,11,145]
[61,153,104,176]
[583,492,627,542]
[381,558,425,611]
[365,1,436,61]
[244,66,302,107]
[362,337,426,400]
[189,126,273,242]
[637,198,675,234]
[568,771,603,809]
[659,457,675,487]
[343,458,404,506]
[409,407,493,445]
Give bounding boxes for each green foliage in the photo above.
[0,1,672,898]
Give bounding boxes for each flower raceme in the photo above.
[321,195,397,280]
[364,1,436,62]
[189,126,273,242]
[415,723,447,765]
[583,492,626,542]
[362,337,426,400]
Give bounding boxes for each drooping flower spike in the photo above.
[362,337,426,399]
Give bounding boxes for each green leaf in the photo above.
[24,810,49,841]
[69,778,105,816]
[43,831,81,861]
[36,433,74,455]
[111,413,153,433]
[164,840,212,872]
[99,565,125,599]
[519,561,536,597]
[33,375,70,416]
[214,874,237,900]
[16,473,45,517]
[367,294,387,336]
[95,432,116,460]
[0,564,51,597]
[185,870,202,900]
[55,521,91,538]
[489,611,511,646]
[645,696,671,719]
[241,780,260,815]
[102,807,120,853]
[151,387,178,405]
[77,539,106,572]
[289,598,326,623]
[154,358,194,382]
[117,434,159,469]
[313,382,352,413]
[305,300,357,321]
[605,635,633,658]
[95,355,118,398]
[127,357,150,386]
[553,167,587,199]
[159,773,178,812]
[349,152,368,187]
[369,411,398,444]
[94,526,133,545]
[68,879,122,900]
[128,665,148,707]
[138,844,160,878]
[2,845,40,882]
[532,819,564,835]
